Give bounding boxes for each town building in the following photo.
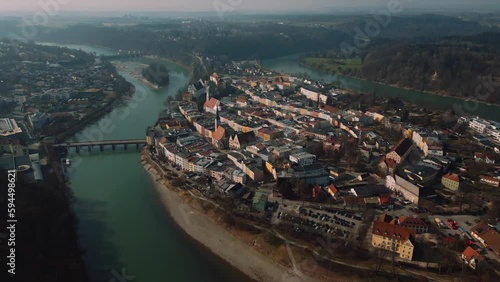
[385,138,413,164]
[229,131,256,150]
[203,97,220,115]
[470,222,500,257]
[461,246,484,270]
[289,152,316,166]
[441,173,461,191]
[397,216,428,234]
[371,220,415,260]
[479,175,500,188]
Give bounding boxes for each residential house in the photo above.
[461,246,484,270]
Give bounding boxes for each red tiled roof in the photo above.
[462,246,484,261]
[212,126,226,141]
[399,216,427,227]
[204,97,219,109]
[442,173,460,183]
[327,184,338,193]
[373,221,415,242]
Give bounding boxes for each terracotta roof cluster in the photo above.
[372,221,415,242]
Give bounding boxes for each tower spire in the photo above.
[215,105,220,129]
[205,81,210,104]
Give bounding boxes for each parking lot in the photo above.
[274,205,362,240]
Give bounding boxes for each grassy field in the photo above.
[300,56,363,73]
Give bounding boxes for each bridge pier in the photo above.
[76,146,80,153]
[112,144,116,151]
[88,145,92,152]
[100,145,104,152]
[136,143,140,150]
[124,143,128,150]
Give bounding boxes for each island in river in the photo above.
[141,62,170,89]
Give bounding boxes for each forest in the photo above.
[301,33,500,104]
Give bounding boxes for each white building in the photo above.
[468,117,499,135]
[300,87,328,104]
[289,152,316,166]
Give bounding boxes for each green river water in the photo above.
[46,43,254,282]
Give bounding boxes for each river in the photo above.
[262,55,500,123]
[44,43,254,282]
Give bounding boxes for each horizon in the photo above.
[1,0,499,15]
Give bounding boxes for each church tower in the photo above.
[215,105,220,129]
[205,81,210,104]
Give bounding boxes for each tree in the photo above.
[278,180,294,199]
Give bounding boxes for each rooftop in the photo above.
[372,221,415,242]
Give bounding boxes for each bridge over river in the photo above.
[51,139,146,152]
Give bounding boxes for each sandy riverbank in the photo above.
[143,167,307,282]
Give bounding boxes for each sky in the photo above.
[0,0,498,13]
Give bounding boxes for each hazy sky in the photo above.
[0,0,498,12]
